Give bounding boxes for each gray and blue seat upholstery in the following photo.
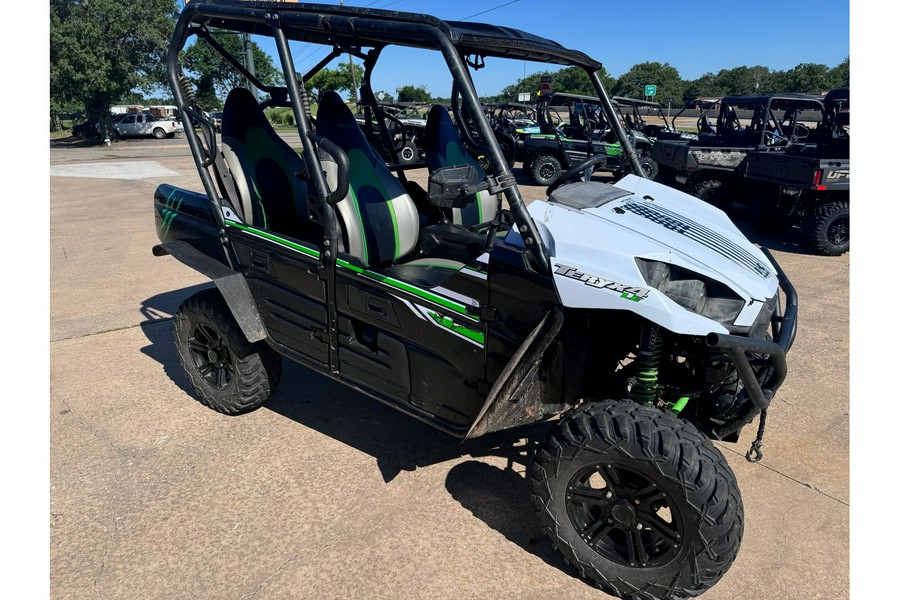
[424,105,500,229]
[316,91,422,267]
[220,88,310,239]
[316,92,469,287]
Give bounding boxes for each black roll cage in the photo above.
[168,0,644,277]
[713,94,825,148]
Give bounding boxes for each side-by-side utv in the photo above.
[154,3,797,598]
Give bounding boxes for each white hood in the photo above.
[517,176,779,336]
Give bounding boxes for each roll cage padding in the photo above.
[315,91,420,267]
[424,105,500,228]
[220,88,310,238]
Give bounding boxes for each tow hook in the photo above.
[746,409,767,463]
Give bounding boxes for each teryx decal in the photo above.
[554,264,650,302]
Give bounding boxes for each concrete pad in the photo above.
[50,161,180,179]
[50,135,849,600]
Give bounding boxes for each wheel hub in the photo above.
[612,502,636,526]
[187,322,234,390]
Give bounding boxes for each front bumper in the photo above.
[705,247,797,436]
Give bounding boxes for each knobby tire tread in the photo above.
[531,401,743,600]
[174,289,282,415]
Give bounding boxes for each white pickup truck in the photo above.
[113,113,180,139]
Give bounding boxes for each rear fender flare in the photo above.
[154,240,268,343]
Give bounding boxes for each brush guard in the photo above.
[705,248,797,462]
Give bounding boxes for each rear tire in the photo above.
[690,177,731,211]
[638,152,659,181]
[152,127,166,139]
[398,142,418,164]
[532,400,743,600]
[530,154,562,186]
[174,288,282,415]
[805,199,849,255]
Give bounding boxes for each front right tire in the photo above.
[532,400,743,600]
[174,289,282,415]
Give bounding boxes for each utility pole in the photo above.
[242,33,259,101]
[340,0,359,104]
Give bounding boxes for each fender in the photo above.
[153,240,268,343]
[465,306,564,438]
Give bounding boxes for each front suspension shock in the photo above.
[629,325,662,404]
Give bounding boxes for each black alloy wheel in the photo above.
[186,322,235,391]
[565,462,682,569]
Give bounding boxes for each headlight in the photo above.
[636,259,745,325]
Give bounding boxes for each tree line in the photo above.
[494,59,849,105]
[50,0,849,132]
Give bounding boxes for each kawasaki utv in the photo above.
[520,92,658,184]
[742,88,850,255]
[651,93,825,210]
[155,2,796,599]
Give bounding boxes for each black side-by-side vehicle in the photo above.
[153,3,797,598]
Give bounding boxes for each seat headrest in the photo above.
[424,104,484,177]
[222,88,272,141]
[316,91,385,166]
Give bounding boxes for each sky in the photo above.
[243,0,850,98]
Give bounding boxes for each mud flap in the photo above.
[155,240,268,343]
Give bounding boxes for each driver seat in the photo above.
[424,104,500,229]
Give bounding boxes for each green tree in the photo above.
[397,84,433,103]
[713,66,775,96]
[182,33,284,107]
[612,62,684,104]
[50,0,178,136]
[305,62,363,102]
[829,57,850,89]
[683,72,725,102]
[778,63,832,94]
[498,66,614,101]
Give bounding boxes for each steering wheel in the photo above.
[382,111,407,152]
[546,154,607,196]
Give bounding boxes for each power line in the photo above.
[459,0,521,22]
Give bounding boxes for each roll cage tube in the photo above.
[270,17,344,373]
[442,47,550,274]
[168,15,238,268]
[588,70,644,177]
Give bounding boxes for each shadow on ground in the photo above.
[136,297,579,580]
[138,283,214,397]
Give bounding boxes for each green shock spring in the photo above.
[630,325,662,404]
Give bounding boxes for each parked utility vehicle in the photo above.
[155,3,796,598]
[520,92,657,184]
[651,94,824,210]
[743,88,849,255]
[612,96,678,139]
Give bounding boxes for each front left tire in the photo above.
[805,199,849,256]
